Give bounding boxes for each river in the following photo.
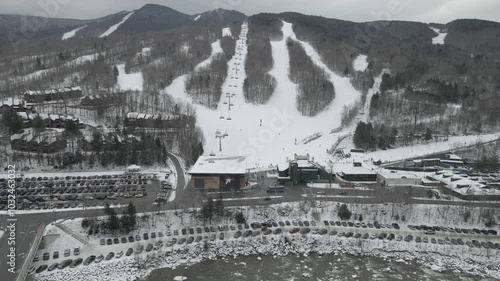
[146,253,492,281]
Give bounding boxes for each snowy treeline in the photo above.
[185,53,229,109]
[287,38,335,116]
[243,23,277,104]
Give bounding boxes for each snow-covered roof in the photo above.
[379,171,421,179]
[1,98,24,106]
[338,165,376,175]
[189,155,247,175]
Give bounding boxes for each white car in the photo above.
[115,251,123,258]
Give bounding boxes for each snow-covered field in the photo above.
[62,26,87,40]
[352,54,368,72]
[430,27,447,45]
[33,201,500,281]
[116,64,143,91]
[99,12,134,38]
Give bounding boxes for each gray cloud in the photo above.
[1,0,499,23]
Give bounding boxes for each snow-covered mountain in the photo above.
[0,4,247,44]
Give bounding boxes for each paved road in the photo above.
[2,158,500,280]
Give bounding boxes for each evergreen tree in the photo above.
[201,198,215,224]
[214,195,225,217]
[338,203,352,220]
[1,111,23,134]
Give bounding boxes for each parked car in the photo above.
[36,265,48,273]
[83,255,96,266]
[95,255,104,263]
[48,263,59,271]
[53,251,59,259]
[146,244,153,252]
[126,248,133,256]
[64,249,70,257]
[74,247,80,256]
[105,252,114,260]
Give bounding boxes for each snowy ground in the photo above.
[32,201,500,281]
[62,26,87,40]
[352,54,368,72]
[430,27,447,45]
[99,12,134,38]
[116,64,143,91]
[222,27,232,37]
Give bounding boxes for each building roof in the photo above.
[378,171,421,179]
[189,155,247,175]
[337,164,376,175]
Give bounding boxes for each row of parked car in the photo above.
[0,173,156,210]
[407,224,497,235]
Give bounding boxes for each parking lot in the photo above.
[0,172,169,211]
[28,218,500,275]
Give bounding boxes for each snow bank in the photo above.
[99,12,134,38]
[222,27,232,37]
[430,27,447,45]
[116,64,143,91]
[352,54,368,72]
[366,133,499,163]
[62,26,87,40]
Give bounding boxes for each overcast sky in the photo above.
[2,0,499,23]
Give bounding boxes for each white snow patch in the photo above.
[194,15,201,21]
[222,27,232,37]
[352,54,368,72]
[62,25,87,40]
[430,27,447,45]
[99,12,134,38]
[116,64,143,91]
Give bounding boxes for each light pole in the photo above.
[223,93,235,111]
[215,130,228,152]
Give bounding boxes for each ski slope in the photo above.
[222,27,232,37]
[164,39,223,101]
[116,64,143,91]
[62,25,87,40]
[165,21,363,169]
[99,12,134,38]
[352,54,368,71]
[430,27,447,45]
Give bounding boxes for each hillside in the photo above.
[193,9,247,25]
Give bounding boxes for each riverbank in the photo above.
[34,201,500,281]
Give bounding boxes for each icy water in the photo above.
[147,253,491,281]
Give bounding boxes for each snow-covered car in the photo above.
[154,241,163,250]
[73,247,80,255]
[64,249,70,257]
[135,245,144,254]
[95,255,104,263]
[115,251,123,258]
